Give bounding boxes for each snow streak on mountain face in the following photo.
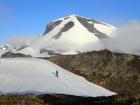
[0,58,116,97]
[19,15,116,57]
[43,15,114,39]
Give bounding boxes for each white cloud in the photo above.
[104,20,140,55]
[7,36,39,48]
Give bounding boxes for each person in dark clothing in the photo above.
[56,70,59,77]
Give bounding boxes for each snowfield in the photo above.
[0,58,116,97]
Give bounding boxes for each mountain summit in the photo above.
[43,15,115,38]
[19,15,116,57]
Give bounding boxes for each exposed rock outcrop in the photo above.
[0,94,139,105]
[1,51,32,58]
[46,50,140,98]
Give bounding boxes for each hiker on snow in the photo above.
[56,70,59,77]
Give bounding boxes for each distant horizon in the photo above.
[0,0,140,44]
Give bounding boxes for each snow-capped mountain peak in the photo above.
[43,14,115,38]
[19,15,116,57]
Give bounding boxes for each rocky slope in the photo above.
[0,50,140,105]
[0,94,139,105]
[46,50,140,98]
[1,51,32,58]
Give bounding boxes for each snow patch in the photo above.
[0,58,116,97]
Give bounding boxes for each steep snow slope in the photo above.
[0,58,116,97]
[19,15,116,57]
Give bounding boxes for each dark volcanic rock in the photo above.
[40,48,62,55]
[1,51,32,58]
[46,50,140,98]
[52,21,74,39]
[38,94,140,105]
[0,94,45,105]
[0,94,139,105]
[76,16,108,39]
[43,20,63,35]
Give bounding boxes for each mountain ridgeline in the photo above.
[43,15,110,39]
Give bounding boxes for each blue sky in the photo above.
[0,0,140,44]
